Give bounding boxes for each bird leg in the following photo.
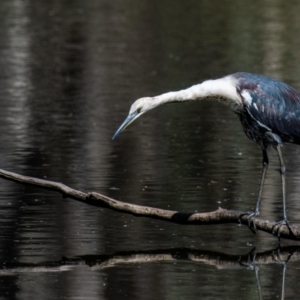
[272,146,293,240]
[254,148,269,216]
[278,145,287,221]
[240,147,269,232]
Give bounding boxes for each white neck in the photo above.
[154,75,243,111]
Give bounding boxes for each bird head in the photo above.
[112,97,155,139]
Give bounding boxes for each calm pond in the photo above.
[0,0,300,299]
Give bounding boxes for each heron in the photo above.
[113,72,300,236]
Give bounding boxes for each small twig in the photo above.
[0,168,299,241]
[0,169,87,200]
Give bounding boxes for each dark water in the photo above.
[0,0,300,299]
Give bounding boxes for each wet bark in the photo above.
[0,168,299,241]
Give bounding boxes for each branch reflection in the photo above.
[0,246,298,300]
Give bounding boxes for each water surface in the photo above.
[0,0,300,299]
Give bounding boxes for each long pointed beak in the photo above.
[112,111,140,139]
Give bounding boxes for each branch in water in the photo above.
[0,168,299,241]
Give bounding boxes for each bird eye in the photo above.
[136,107,142,113]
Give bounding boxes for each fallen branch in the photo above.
[0,168,299,241]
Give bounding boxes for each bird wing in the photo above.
[237,74,300,144]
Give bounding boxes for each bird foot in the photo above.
[239,211,260,234]
[272,219,293,242]
[238,249,258,270]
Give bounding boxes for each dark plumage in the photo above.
[234,72,300,145]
